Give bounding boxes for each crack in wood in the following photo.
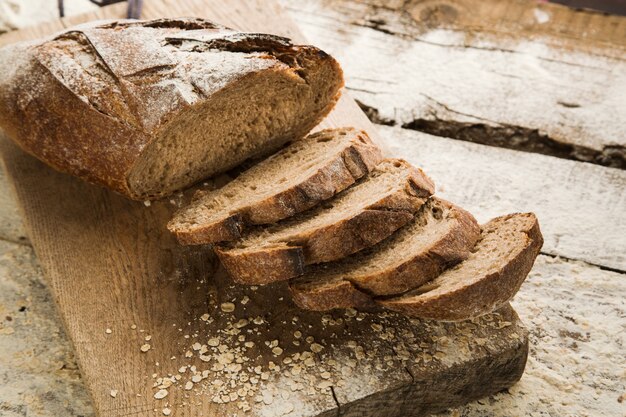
[353,100,626,169]
[404,366,415,384]
[402,118,626,169]
[539,251,626,275]
[354,18,618,69]
[330,385,341,414]
[354,99,395,126]
[343,0,626,63]
[0,235,31,247]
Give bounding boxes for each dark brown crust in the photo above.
[169,128,383,245]
[379,213,543,321]
[0,18,344,200]
[288,198,481,309]
[216,162,435,284]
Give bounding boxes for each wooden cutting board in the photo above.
[0,1,529,416]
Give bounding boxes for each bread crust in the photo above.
[379,213,543,321]
[215,163,435,284]
[0,18,343,200]
[168,128,383,245]
[289,198,481,308]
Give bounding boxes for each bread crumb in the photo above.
[262,391,273,405]
[220,302,235,313]
[317,381,333,390]
[154,389,168,399]
[310,343,324,353]
[145,335,152,341]
[131,324,137,330]
[162,407,171,415]
[143,200,151,207]
[185,381,194,390]
[272,347,283,356]
[140,344,151,352]
[105,328,112,334]
[110,390,118,398]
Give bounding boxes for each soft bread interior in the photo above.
[127,54,342,199]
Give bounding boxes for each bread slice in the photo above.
[379,213,543,321]
[167,128,383,244]
[289,198,480,311]
[0,18,344,200]
[215,159,435,284]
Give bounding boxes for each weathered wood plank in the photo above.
[378,125,626,271]
[283,0,626,167]
[0,0,529,416]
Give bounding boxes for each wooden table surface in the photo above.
[0,0,625,416]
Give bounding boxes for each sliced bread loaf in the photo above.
[379,213,543,321]
[167,128,383,244]
[0,18,344,200]
[289,198,480,311]
[215,159,435,284]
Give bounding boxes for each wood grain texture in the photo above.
[0,0,529,416]
[283,0,626,168]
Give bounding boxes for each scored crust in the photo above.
[0,18,344,200]
[168,127,383,245]
[215,159,435,285]
[289,198,480,310]
[379,213,543,321]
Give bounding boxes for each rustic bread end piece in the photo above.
[289,198,480,310]
[379,213,543,321]
[216,159,435,285]
[167,128,383,244]
[0,18,344,200]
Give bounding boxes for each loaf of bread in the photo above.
[215,159,435,284]
[168,128,383,244]
[0,18,344,200]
